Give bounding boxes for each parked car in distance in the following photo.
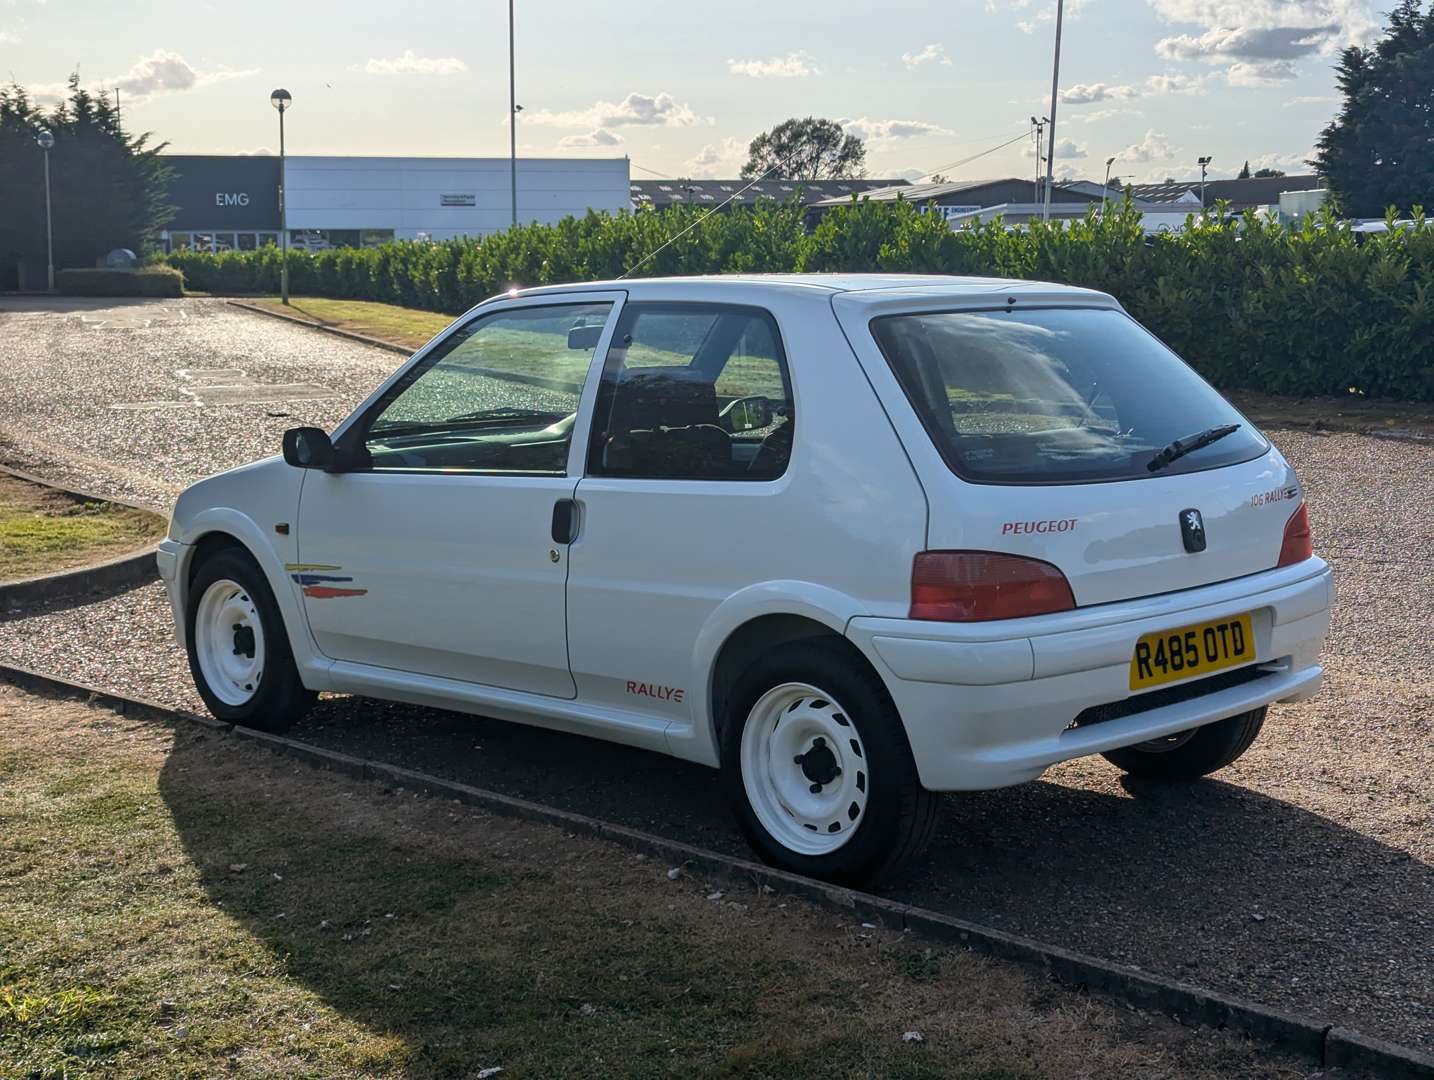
[158,274,1332,885]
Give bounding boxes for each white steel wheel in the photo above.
[193,577,266,707]
[739,682,869,857]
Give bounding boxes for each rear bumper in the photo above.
[846,558,1333,791]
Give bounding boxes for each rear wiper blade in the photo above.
[1146,423,1241,472]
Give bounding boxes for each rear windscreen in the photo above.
[870,307,1268,485]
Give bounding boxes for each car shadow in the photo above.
[157,692,1434,1053]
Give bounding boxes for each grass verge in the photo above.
[0,474,165,583]
[241,296,1434,440]
[244,296,452,351]
[0,685,1312,1079]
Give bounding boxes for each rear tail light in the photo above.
[1277,502,1314,567]
[910,551,1076,622]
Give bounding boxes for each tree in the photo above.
[1238,160,1251,179]
[0,76,173,278]
[741,118,866,181]
[1314,0,1434,216]
[1252,167,1286,178]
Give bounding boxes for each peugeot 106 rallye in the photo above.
[159,275,1332,885]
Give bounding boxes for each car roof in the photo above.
[511,273,1112,304]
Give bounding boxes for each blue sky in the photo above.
[1,0,1381,183]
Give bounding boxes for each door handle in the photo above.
[551,498,579,545]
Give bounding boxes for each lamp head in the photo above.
[36,129,54,150]
[270,88,292,112]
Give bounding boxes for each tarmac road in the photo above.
[2,296,1430,1051]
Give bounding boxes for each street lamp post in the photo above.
[271,89,292,305]
[1041,0,1066,223]
[36,129,55,293]
[1197,155,1212,211]
[509,0,518,229]
[1102,155,1116,216]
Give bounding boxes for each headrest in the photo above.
[608,366,719,433]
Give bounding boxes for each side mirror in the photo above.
[718,395,774,434]
[567,324,603,350]
[282,426,335,469]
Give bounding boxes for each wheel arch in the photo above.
[175,511,320,678]
[678,582,888,768]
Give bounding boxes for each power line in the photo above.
[914,128,1035,183]
[630,161,675,179]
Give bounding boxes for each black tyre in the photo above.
[1101,707,1266,780]
[720,638,939,887]
[185,547,315,731]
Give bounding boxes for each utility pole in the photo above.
[1197,155,1212,210]
[509,0,518,229]
[114,88,121,130]
[1042,0,1066,222]
[1030,117,1046,202]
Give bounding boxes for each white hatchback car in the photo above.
[159,275,1332,884]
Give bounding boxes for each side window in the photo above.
[360,302,611,473]
[587,303,795,481]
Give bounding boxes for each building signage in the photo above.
[936,205,983,220]
[440,193,477,207]
[164,156,281,231]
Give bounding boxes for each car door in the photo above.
[296,293,623,698]
[564,300,801,719]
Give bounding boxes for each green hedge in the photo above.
[168,202,1434,400]
[56,266,184,297]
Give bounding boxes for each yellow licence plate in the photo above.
[1129,613,1255,691]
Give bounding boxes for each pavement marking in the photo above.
[112,367,340,409]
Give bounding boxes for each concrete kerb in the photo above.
[225,299,412,356]
[2,660,1431,1079]
[0,464,163,610]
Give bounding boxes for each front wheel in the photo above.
[721,639,938,886]
[1101,707,1266,780]
[186,547,315,731]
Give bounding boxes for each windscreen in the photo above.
[870,307,1268,485]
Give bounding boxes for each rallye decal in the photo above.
[285,563,368,599]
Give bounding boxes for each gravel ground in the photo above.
[1,297,1431,1052]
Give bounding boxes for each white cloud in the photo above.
[989,0,1091,34]
[1150,0,1379,83]
[839,116,955,141]
[726,51,820,78]
[1065,107,1140,124]
[28,50,256,106]
[902,43,952,68]
[1025,137,1088,159]
[684,137,747,179]
[0,31,19,44]
[1226,59,1300,84]
[106,50,256,102]
[1143,72,1210,94]
[1060,82,1139,104]
[525,92,706,129]
[1116,129,1176,163]
[1247,149,1314,172]
[893,167,928,181]
[557,128,623,148]
[1284,94,1336,105]
[365,50,467,76]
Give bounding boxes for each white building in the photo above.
[161,155,630,252]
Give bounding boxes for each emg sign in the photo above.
[164,156,281,230]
